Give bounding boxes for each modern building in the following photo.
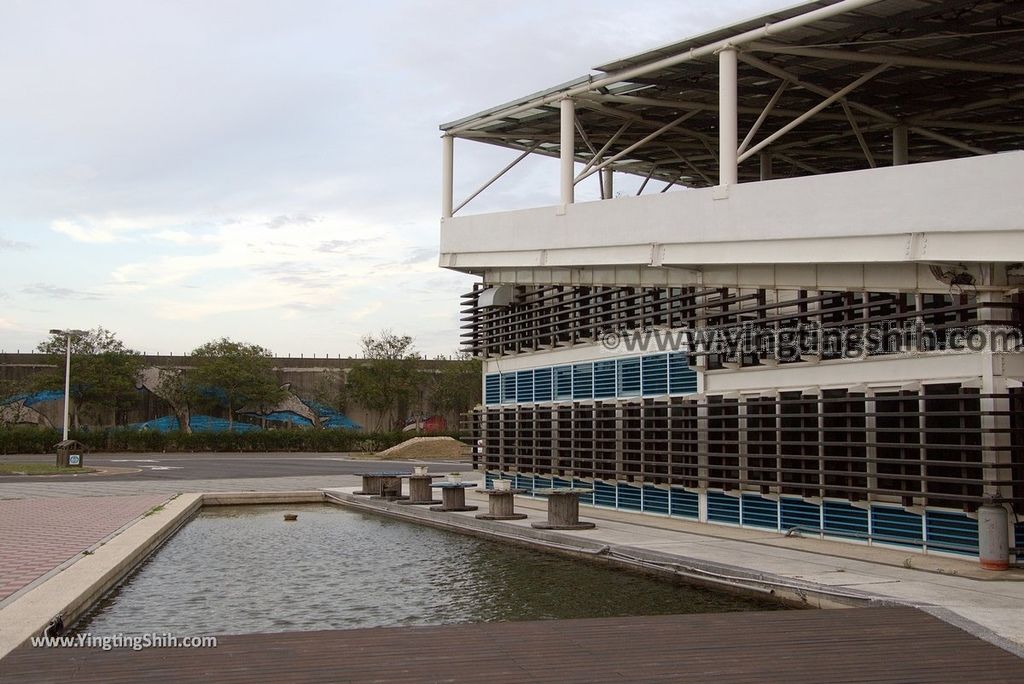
[439,0,1024,566]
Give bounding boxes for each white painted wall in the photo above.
[441,152,1024,270]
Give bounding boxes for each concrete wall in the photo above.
[0,354,471,432]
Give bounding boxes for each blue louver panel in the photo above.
[741,494,778,530]
[554,366,573,400]
[533,367,553,402]
[871,506,923,548]
[670,489,699,518]
[514,474,535,492]
[781,497,821,532]
[485,374,501,405]
[484,472,495,489]
[641,354,668,396]
[573,479,596,505]
[1016,521,1024,550]
[642,486,669,514]
[516,370,534,403]
[533,475,552,495]
[668,352,698,394]
[925,510,979,556]
[708,491,741,524]
[823,501,869,539]
[617,357,641,397]
[552,476,570,489]
[501,373,516,403]
[593,480,616,507]
[617,482,642,510]
[594,360,617,398]
[572,364,593,400]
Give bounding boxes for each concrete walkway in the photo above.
[0,494,170,604]
[0,474,363,500]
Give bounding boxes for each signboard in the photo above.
[68,454,81,466]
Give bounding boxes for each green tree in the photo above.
[35,327,143,427]
[153,368,195,434]
[189,338,285,429]
[429,353,482,418]
[346,330,422,431]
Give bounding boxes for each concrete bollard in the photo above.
[978,504,1009,571]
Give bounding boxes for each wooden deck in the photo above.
[3,607,1022,683]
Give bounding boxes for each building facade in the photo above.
[440,0,1024,565]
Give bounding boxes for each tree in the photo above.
[429,353,482,419]
[189,338,285,429]
[346,330,422,431]
[153,368,195,434]
[35,327,143,427]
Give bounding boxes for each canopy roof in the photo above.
[441,0,1024,187]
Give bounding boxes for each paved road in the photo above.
[0,452,473,483]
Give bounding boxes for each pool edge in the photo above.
[0,491,329,660]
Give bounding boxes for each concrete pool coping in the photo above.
[0,490,326,659]
[2,487,1022,663]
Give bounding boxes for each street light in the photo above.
[49,328,88,441]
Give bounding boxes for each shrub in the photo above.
[0,426,465,454]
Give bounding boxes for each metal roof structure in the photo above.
[441,0,1024,190]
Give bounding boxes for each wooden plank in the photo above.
[2,607,1023,683]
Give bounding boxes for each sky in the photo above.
[0,0,792,358]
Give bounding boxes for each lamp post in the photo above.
[49,328,88,441]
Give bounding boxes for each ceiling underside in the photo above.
[442,0,1024,187]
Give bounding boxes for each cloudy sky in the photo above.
[0,0,790,358]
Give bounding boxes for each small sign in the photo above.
[68,454,81,466]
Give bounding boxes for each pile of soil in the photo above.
[376,436,471,461]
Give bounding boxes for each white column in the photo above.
[560,98,575,205]
[759,151,773,181]
[441,135,454,218]
[718,46,739,186]
[892,124,908,166]
[601,168,613,199]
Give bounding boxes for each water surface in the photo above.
[77,503,783,635]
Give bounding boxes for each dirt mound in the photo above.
[376,436,470,461]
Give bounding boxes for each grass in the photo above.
[0,463,97,476]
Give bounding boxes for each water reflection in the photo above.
[77,504,783,636]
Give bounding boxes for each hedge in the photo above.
[0,426,467,455]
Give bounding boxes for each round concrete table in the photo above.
[429,482,478,512]
[396,474,444,505]
[530,488,595,530]
[476,488,528,520]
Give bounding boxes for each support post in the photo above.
[62,334,71,441]
[892,124,908,165]
[759,151,773,180]
[718,46,738,186]
[601,168,614,199]
[560,98,575,205]
[441,135,454,218]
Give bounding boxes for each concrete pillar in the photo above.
[441,135,454,218]
[718,46,738,186]
[892,124,908,166]
[560,98,575,205]
[979,504,1010,570]
[601,167,614,199]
